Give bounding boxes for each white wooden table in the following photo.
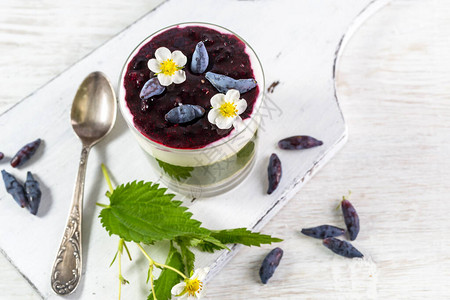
[1,0,450,299]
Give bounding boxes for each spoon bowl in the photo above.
[51,72,116,295]
[71,72,117,146]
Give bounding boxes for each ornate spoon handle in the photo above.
[51,146,90,295]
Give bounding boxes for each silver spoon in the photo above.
[51,72,116,295]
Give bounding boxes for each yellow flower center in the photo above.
[185,278,203,296]
[159,59,179,76]
[219,102,238,118]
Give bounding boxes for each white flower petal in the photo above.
[186,296,197,300]
[208,109,220,124]
[171,282,186,296]
[155,47,171,62]
[172,70,186,84]
[215,116,235,129]
[194,267,209,281]
[172,50,187,67]
[225,89,240,102]
[147,58,161,73]
[233,116,244,130]
[158,73,173,86]
[235,99,247,115]
[210,93,225,108]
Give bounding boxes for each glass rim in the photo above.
[118,21,265,153]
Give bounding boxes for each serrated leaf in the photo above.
[210,228,283,247]
[99,181,211,244]
[148,244,184,300]
[201,235,229,250]
[156,158,193,181]
[176,235,228,254]
[176,238,196,275]
[196,241,224,253]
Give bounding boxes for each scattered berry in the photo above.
[341,196,360,241]
[301,225,345,239]
[1,170,28,208]
[259,247,283,284]
[322,238,363,258]
[24,171,41,215]
[267,153,282,195]
[10,138,41,168]
[278,135,323,150]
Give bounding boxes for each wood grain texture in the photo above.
[0,0,358,298]
[0,0,166,115]
[0,2,166,300]
[208,1,450,299]
[1,0,450,299]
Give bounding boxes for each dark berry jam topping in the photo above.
[123,25,259,149]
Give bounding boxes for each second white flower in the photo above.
[171,267,210,299]
[207,89,247,130]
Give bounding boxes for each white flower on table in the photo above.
[148,47,187,86]
[207,89,247,130]
[171,267,209,299]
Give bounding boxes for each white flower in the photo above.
[207,89,247,130]
[171,267,209,299]
[148,47,187,86]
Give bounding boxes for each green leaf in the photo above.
[210,228,283,247]
[156,158,193,181]
[148,244,184,300]
[195,229,281,253]
[200,235,229,250]
[196,240,224,253]
[109,250,118,267]
[176,235,228,254]
[99,181,211,244]
[175,238,196,275]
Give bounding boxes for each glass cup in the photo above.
[118,22,265,197]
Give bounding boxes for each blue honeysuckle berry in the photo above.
[165,104,205,124]
[205,72,257,94]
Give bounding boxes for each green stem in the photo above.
[149,265,157,300]
[118,247,122,300]
[343,190,352,201]
[136,243,155,264]
[96,202,110,208]
[136,244,158,299]
[102,163,114,193]
[337,190,353,210]
[136,243,187,279]
[123,241,132,261]
[118,239,124,300]
[154,262,187,279]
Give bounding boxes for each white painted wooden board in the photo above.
[0,0,388,299]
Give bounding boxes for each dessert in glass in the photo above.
[118,22,264,197]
